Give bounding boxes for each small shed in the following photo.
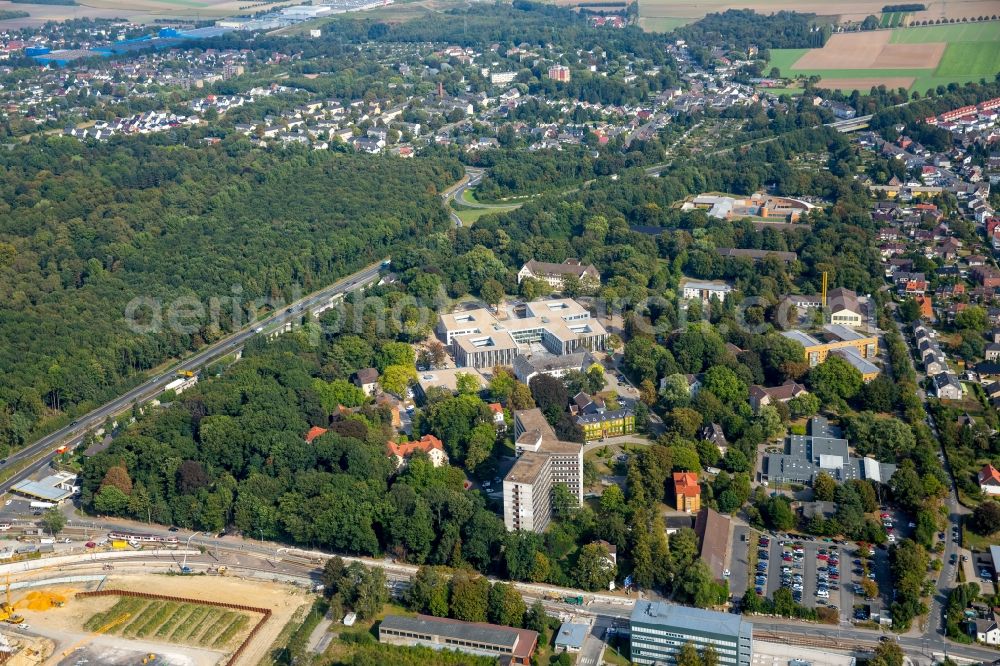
[553,622,588,653]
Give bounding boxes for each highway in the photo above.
[0,259,386,497]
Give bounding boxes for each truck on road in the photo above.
[29,501,54,510]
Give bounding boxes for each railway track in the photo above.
[754,630,876,652]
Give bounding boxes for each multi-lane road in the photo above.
[0,259,386,497]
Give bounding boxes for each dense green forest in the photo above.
[674,9,830,51]
[79,315,724,605]
[0,136,460,452]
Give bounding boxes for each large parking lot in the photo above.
[755,535,843,613]
[741,529,893,622]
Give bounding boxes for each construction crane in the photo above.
[52,613,131,664]
[0,575,23,625]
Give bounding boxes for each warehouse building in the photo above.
[379,614,538,664]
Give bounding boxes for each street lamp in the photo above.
[181,531,200,571]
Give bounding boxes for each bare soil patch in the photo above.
[915,0,1000,21]
[793,31,891,68]
[816,76,917,90]
[634,0,1000,23]
[872,42,946,68]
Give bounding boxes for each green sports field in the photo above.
[767,20,1000,92]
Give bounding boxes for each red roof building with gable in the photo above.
[386,434,449,469]
[305,426,328,444]
[979,464,1000,496]
[673,472,701,513]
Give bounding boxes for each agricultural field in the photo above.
[767,20,1000,92]
[879,10,910,27]
[0,0,285,27]
[84,597,252,649]
[626,0,1000,32]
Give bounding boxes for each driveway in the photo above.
[730,525,750,599]
[576,620,606,666]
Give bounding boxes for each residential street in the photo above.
[887,303,970,643]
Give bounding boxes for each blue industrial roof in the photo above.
[553,622,588,650]
[178,26,233,39]
[11,476,74,502]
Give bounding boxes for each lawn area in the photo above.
[961,523,998,552]
[637,16,691,32]
[450,203,516,225]
[767,48,809,74]
[758,86,807,96]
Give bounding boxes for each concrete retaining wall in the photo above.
[0,549,197,576]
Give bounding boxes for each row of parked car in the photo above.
[753,535,770,593]
[815,547,840,601]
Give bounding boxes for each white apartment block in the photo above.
[680,278,733,303]
[490,71,517,85]
[502,409,584,532]
[503,451,552,533]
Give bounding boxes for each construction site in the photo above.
[0,570,311,666]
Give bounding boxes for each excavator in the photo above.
[0,575,23,625]
[55,613,131,662]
